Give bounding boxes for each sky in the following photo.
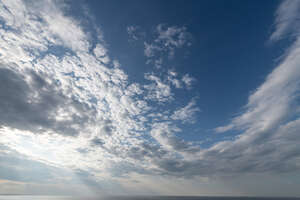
[0,0,300,197]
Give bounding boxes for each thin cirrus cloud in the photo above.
[0,0,300,196]
[127,25,146,41]
[213,0,300,173]
[270,0,300,41]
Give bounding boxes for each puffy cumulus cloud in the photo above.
[144,73,173,102]
[93,43,110,64]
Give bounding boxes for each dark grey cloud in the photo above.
[100,120,115,136]
[91,137,105,146]
[108,161,149,178]
[126,142,167,161]
[0,66,96,136]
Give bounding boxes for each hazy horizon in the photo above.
[1,195,300,199]
[1,195,300,200]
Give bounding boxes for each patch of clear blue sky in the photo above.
[68,0,290,147]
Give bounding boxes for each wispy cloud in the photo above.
[127,25,145,41]
[270,0,300,41]
[171,99,200,124]
[211,0,300,175]
[182,74,196,89]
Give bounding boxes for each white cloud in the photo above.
[270,0,300,41]
[141,24,192,68]
[144,73,173,102]
[166,70,196,89]
[144,42,162,58]
[167,70,182,88]
[171,99,200,123]
[214,124,234,133]
[182,74,195,88]
[0,0,151,183]
[2,0,300,196]
[216,39,300,134]
[150,122,200,156]
[0,2,200,190]
[156,24,191,49]
[93,43,110,64]
[209,0,300,176]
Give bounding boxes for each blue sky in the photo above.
[84,0,280,137]
[0,0,300,197]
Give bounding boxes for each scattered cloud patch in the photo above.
[171,99,200,124]
[144,73,173,102]
[155,24,192,58]
[127,25,145,41]
[134,24,192,68]
[182,74,196,89]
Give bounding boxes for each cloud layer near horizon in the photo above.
[0,0,300,196]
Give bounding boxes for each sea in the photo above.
[0,196,300,200]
